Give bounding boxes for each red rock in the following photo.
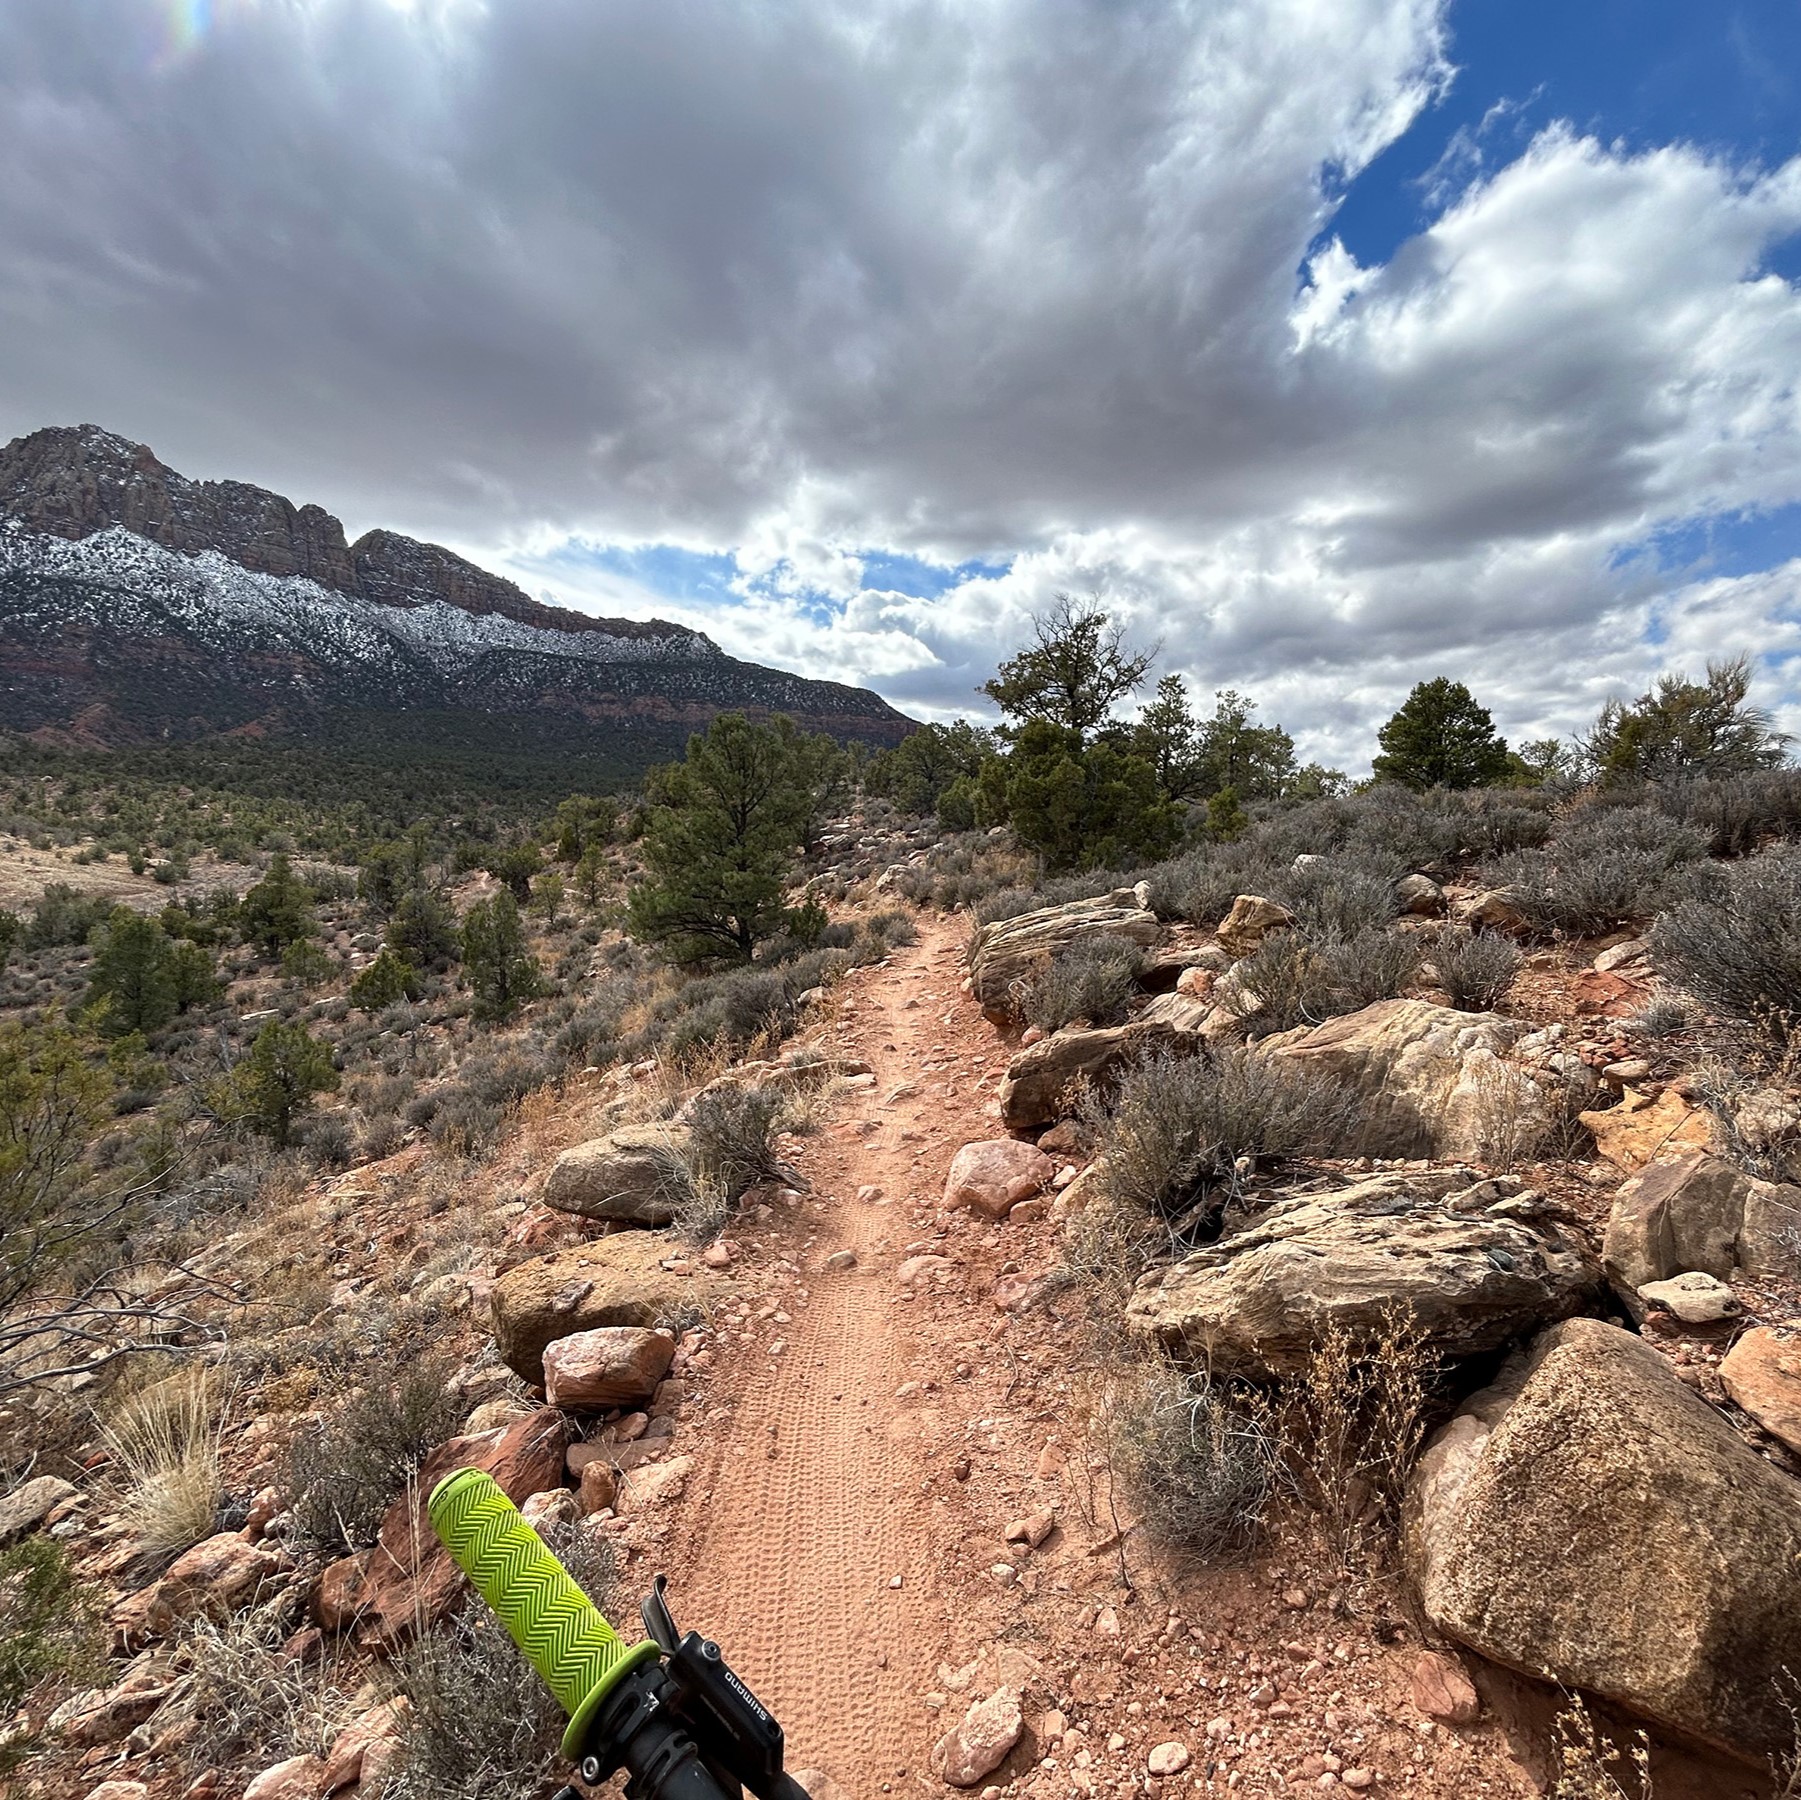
[1721,1322,1801,1455]
[311,1551,375,1632]
[243,1756,326,1800]
[577,1461,619,1515]
[944,1140,1054,1219]
[543,1326,675,1410]
[321,1699,409,1795]
[935,1687,1023,1786]
[1410,1649,1480,1724]
[357,1407,567,1648]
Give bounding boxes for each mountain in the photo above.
[0,425,914,762]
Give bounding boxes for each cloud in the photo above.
[1,0,1800,770]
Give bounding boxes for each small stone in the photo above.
[542,1327,675,1410]
[855,1186,884,1204]
[1340,1771,1375,1791]
[825,1250,858,1271]
[0,1474,79,1545]
[1410,1650,1480,1725]
[1282,1587,1309,1610]
[1147,1741,1191,1777]
[936,1687,1023,1786]
[1637,1271,1741,1324]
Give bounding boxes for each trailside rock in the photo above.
[491,1235,721,1382]
[243,1756,327,1800]
[1262,998,1547,1162]
[967,894,1162,1024]
[1721,1323,1801,1454]
[1126,1172,1600,1379]
[0,1473,77,1544]
[1410,1651,1480,1725]
[997,993,1211,1130]
[1637,1271,1740,1324]
[1216,894,1294,958]
[1406,1317,1801,1763]
[1602,1151,1801,1295]
[1395,873,1446,917]
[543,1327,675,1410]
[542,1124,693,1226]
[1581,1087,1715,1173]
[944,1140,1054,1219]
[935,1686,1024,1786]
[358,1407,568,1648]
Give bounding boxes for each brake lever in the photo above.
[642,1571,683,1656]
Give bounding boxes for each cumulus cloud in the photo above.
[1,0,1799,768]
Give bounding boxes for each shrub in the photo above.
[25,883,110,949]
[213,1020,340,1146]
[1097,1049,1356,1222]
[0,1539,101,1743]
[98,1364,225,1564]
[287,1351,469,1553]
[1274,857,1401,939]
[1109,1365,1279,1563]
[1429,926,1522,1011]
[177,1611,346,1769]
[1319,927,1422,1009]
[388,1522,615,1800]
[350,947,422,1012]
[1146,843,1282,926]
[1020,935,1144,1031]
[1624,992,1700,1040]
[671,1085,798,1242]
[1490,807,1709,938]
[1225,931,1339,1035]
[1547,1695,1653,1800]
[1281,1308,1441,1580]
[1655,768,1801,857]
[1651,850,1801,1044]
[863,908,920,948]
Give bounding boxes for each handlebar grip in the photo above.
[427,1467,656,1737]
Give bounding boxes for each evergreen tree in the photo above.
[462,890,546,1019]
[1132,676,1205,801]
[1371,679,1511,791]
[166,940,222,1012]
[86,908,177,1037]
[349,946,421,1012]
[864,721,999,817]
[1582,656,1789,784]
[387,887,460,970]
[218,1020,339,1147]
[483,844,543,904]
[982,594,1155,742]
[627,714,814,963]
[1194,690,1297,801]
[239,853,315,957]
[1002,722,1181,872]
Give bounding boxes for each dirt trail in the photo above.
[669,919,985,1793]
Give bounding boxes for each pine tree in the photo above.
[218,1020,339,1146]
[462,890,546,1019]
[349,947,421,1012]
[239,853,315,958]
[1372,679,1511,791]
[627,714,814,963]
[87,908,177,1037]
[1582,656,1789,783]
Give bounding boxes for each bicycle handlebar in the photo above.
[427,1468,660,1755]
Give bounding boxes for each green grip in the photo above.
[427,1468,658,1752]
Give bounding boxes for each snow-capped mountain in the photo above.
[0,425,913,754]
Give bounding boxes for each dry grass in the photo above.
[1282,1308,1439,1584]
[97,1363,226,1564]
[1547,1695,1652,1800]
[175,1611,353,1770]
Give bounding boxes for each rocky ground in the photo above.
[7,884,1801,1800]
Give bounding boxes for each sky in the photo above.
[2,0,1799,772]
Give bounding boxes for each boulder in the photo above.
[1216,894,1294,958]
[491,1235,722,1383]
[542,1123,692,1225]
[321,1698,409,1795]
[1395,873,1446,917]
[1262,999,1548,1162]
[1581,1088,1716,1173]
[1602,1151,1801,1296]
[142,1532,280,1633]
[243,1757,327,1800]
[997,993,1210,1130]
[1720,1323,1801,1454]
[543,1326,675,1410]
[1460,889,1530,935]
[358,1407,567,1648]
[0,1472,78,1544]
[967,895,1162,1024]
[935,1686,1023,1787]
[1731,1087,1801,1153]
[1126,1172,1600,1379]
[1406,1317,1801,1763]
[49,1662,177,1746]
[944,1140,1055,1219]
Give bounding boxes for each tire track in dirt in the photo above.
[667,922,976,1794]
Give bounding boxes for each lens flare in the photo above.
[167,0,212,54]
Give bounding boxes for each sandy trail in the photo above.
[669,920,984,1793]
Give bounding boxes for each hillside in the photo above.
[0,426,913,762]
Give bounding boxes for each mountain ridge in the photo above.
[0,425,914,758]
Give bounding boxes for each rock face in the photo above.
[542,1124,692,1225]
[1126,1172,1600,1379]
[1602,1151,1801,1294]
[1216,894,1294,958]
[997,993,1211,1130]
[491,1234,721,1382]
[944,1140,1055,1218]
[1262,999,1548,1162]
[0,425,916,752]
[1406,1317,1801,1763]
[359,1407,567,1647]
[542,1327,675,1410]
[967,895,1162,1024]
[1720,1322,1801,1453]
